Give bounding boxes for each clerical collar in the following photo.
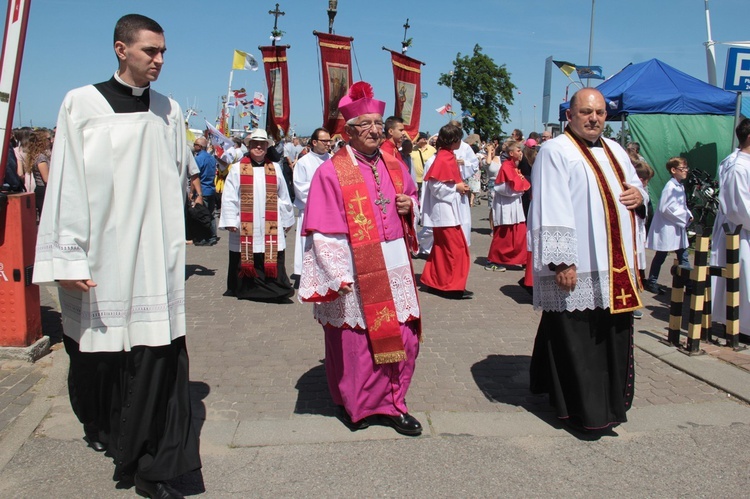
[565,126,602,148]
[353,148,380,163]
[251,158,265,167]
[113,72,149,96]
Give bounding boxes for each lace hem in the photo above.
[59,289,186,329]
[36,240,87,259]
[300,236,420,329]
[532,269,639,312]
[531,225,578,271]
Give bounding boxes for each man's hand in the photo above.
[456,182,470,195]
[555,264,577,292]
[395,194,412,215]
[619,183,643,210]
[58,279,97,292]
[338,284,353,296]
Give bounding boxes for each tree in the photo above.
[438,45,516,139]
[603,124,614,138]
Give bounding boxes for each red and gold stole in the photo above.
[565,127,642,313]
[331,147,417,364]
[239,157,279,278]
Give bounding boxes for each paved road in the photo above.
[1,203,749,497]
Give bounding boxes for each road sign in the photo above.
[724,47,750,91]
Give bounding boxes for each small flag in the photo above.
[240,111,250,118]
[232,50,259,71]
[436,104,452,115]
[461,110,474,122]
[553,60,576,77]
[233,88,247,99]
[253,92,266,107]
[576,65,605,80]
[204,120,233,149]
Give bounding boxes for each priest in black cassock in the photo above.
[528,88,647,436]
[33,14,201,499]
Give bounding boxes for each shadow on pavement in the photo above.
[185,264,216,281]
[471,354,548,411]
[499,284,533,305]
[294,361,336,417]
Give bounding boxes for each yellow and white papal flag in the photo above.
[232,50,259,71]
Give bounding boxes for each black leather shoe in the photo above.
[378,413,422,436]
[134,475,184,499]
[337,406,370,431]
[83,434,106,452]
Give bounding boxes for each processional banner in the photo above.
[314,32,354,138]
[388,50,424,141]
[259,45,290,137]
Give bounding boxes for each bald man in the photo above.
[193,135,218,244]
[528,88,646,435]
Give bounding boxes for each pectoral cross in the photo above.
[616,288,632,306]
[374,193,390,214]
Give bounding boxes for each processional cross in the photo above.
[269,3,285,46]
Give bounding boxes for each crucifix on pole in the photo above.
[327,0,338,34]
[269,3,285,46]
[401,18,411,54]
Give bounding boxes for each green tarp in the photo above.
[627,114,735,206]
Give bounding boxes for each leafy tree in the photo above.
[602,124,614,138]
[438,45,516,139]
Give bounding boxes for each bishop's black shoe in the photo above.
[134,475,184,499]
[377,413,423,436]
[337,406,370,431]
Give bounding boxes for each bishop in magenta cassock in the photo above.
[299,81,423,436]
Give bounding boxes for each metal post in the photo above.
[724,223,743,349]
[586,0,595,87]
[686,232,710,354]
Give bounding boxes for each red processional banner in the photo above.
[387,49,425,141]
[314,31,353,139]
[259,45,290,139]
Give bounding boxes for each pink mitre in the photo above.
[338,81,386,121]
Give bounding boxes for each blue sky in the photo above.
[4,0,748,137]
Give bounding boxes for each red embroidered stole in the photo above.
[239,158,279,278]
[565,128,642,313]
[331,147,413,364]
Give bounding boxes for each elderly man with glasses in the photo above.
[299,81,423,436]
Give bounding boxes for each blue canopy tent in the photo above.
[558,58,738,205]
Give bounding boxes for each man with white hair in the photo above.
[300,81,423,436]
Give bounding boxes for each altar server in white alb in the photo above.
[32,14,201,498]
[644,157,693,294]
[710,118,750,340]
[529,88,646,434]
[292,127,331,278]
